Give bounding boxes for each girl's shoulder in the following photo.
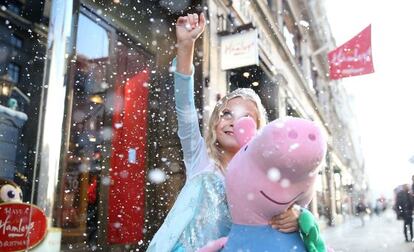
[190,162,224,180]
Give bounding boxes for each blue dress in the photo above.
[146,59,231,252]
[222,224,306,252]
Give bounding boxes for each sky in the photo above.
[324,0,414,199]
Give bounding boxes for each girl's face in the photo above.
[215,97,259,155]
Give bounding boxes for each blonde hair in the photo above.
[205,88,268,172]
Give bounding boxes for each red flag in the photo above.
[328,24,374,80]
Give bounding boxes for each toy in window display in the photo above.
[0,178,23,203]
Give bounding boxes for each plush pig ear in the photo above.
[234,117,257,147]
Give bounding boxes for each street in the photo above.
[321,209,413,252]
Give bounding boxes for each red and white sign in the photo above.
[328,25,374,80]
[221,29,259,70]
[0,203,47,251]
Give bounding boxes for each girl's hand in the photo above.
[176,13,206,47]
[175,13,206,75]
[269,206,300,233]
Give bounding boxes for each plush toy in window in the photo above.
[199,116,327,252]
[0,178,23,203]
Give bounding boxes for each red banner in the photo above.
[328,24,374,80]
[0,203,47,251]
[108,69,149,244]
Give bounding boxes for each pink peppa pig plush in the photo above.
[199,116,327,252]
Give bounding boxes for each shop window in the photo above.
[267,0,278,13]
[7,63,20,83]
[0,1,48,251]
[286,102,300,117]
[58,13,112,246]
[7,3,21,15]
[309,59,319,97]
[334,171,342,214]
[10,34,23,48]
[282,0,302,65]
[58,11,152,249]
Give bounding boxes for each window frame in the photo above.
[7,62,21,83]
[10,34,23,48]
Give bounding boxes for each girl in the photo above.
[147,13,299,252]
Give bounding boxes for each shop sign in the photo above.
[0,203,47,252]
[220,29,259,70]
[328,24,374,80]
[231,0,274,66]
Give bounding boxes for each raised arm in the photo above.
[174,13,209,178]
[176,13,205,74]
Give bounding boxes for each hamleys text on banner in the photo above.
[328,24,374,80]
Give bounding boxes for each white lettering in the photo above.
[0,213,35,238]
[224,41,255,56]
[331,47,372,65]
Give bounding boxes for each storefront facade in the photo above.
[0,0,364,251]
[0,0,205,251]
[204,0,365,226]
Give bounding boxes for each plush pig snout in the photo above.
[265,118,326,181]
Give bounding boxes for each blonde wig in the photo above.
[205,88,268,173]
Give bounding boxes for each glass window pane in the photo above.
[58,13,110,246]
[76,15,109,59]
[0,2,48,251]
[10,35,23,48]
[7,63,20,83]
[58,12,153,249]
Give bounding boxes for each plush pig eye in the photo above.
[1,185,21,202]
[244,145,249,151]
[308,133,316,141]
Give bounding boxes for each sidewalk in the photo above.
[321,209,413,252]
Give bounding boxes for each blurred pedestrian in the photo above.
[374,201,381,216]
[374,197,386,215]
[395,184,414,242]
[355,200,368,226]
[411,175,414,193]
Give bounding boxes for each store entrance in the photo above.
[56,10,152,249]
[228,65,263,92]
[228,65,279,120]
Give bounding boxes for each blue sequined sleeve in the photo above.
[146,172,231,252]
[173,58,211,179]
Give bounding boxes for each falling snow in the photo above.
[148,168,166,184]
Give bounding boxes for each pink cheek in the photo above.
[272,131,282,142]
